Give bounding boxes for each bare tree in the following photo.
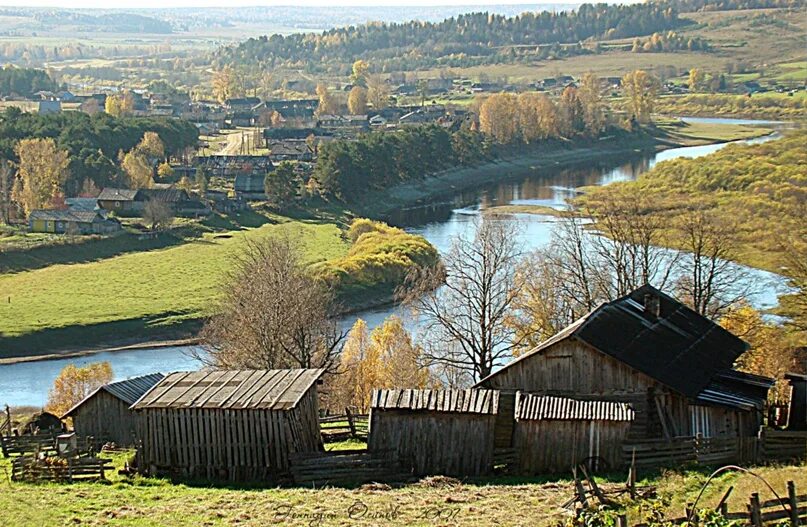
[198,236,345,371]
[674,208,751,319]
[403,217,524,381]
[143,199,174,231]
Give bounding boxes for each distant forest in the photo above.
[217,3,689,73]
[0,67,59,98]
[660,0,805,11]
[0,8,172,34]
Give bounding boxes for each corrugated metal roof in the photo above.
[516,393,634,422]
[130,369,324,411]
[62,373,165,418]
[371,388,499,415]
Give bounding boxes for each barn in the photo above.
[131,369,324,481]
[368,388,499,477]
[62,373,164,446]
[513,393,634,474]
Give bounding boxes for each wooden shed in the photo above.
[513,393,634,474]
[62,373,164,446]
[477,285,773,443]
[368,388,499,477]
[131,369,324,481]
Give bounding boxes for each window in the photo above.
[689,406,713,437]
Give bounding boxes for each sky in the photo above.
[1,0,580,7]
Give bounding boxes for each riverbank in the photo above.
[354,121,772,220]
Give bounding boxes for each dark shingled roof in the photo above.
[28,210,104,223]
[62,373,165,418]
[516,393,634,422]
[131,369,324,411]
[97,188,138,201]
[371,388,499,415]
[479,285,752,399]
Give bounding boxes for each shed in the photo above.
[513,393,634,474]
[477,285,773,443]
[368,388,499,477]
[62,373,164,446]
[28,209,121,235]
[131,369,324,481]
[785,373,807,431]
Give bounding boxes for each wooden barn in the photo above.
[131,369,324,481]
[62,373,164,446]
[477,285,773,463]
[513,393,634,474]
[368,388,499,477]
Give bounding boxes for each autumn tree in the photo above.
[46,362,113,418]
[479,93,519,144]
[104,91,134,117]
[11,138,70,216]
[367,74,390,110]
[212,65,240,104]
[328,316,430,413]
[721,304,797,400]
[157,161,174,180]
[688,68,706,92]
[137,131,165,162]
[558,86,585,136]
[621,69,660,123]
[404,217,524,381]
[315,83,339,116]
[517,92,558,142]
[578,72,606,136]
[121,149,154,189]
[347,86,368,115]
[195,166,208,195]
[143,199,173,231]
[199,235,345,371]
[350,59,370,88]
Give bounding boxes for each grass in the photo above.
[0,451,803,527]
[653,118,773,144]
[0,213,349,357]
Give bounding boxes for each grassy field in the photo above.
[0,450,803,527]
[0,211,349,357]
[653,119,774,144]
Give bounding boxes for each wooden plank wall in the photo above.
[367,409,496,477]
[514,419,630,474]
[72,391,138,446]
[136,389,322,481]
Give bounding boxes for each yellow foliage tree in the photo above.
[46,362,114,418]
[122,150,154,189]
[11,138,70,216]
[578,72,606,135]
[157,161,174,180]
[720,304,797,400]
[212,65,241,104]
[347,86,368,115]
[137,131,165,161]
[329,316,431,413]
[351,59,370,87]
[104,91,134,117]
[315,83,338,115]
[621,69,659,123]
[688,68,705,93]
[479,93,519,144]
[367,74,390,110]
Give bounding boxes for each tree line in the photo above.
[216,3,687,73]
[0,66,59,98]
[0,108,198,204]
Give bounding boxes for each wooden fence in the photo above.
[319,412,368,443]
[11,456,113,483]
[0,406,10,437]
[289,449,405,486]
[624,430,806,469]
[1,433,60,458]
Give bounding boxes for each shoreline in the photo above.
[0,123,774,366]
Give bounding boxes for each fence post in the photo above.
[345,407,357,439]
[749,493,762,527]
[617,514,628,527]
[788,481,800,527]
[628,448,637,500]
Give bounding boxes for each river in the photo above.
[0,118,790,407]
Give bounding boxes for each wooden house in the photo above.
[368,388,499,477]
[28,209,121,235]
[477,285,773,447]
[513,393,634,474]
[131,369,324,481]
[785,373,806,431]
[62,373,164,446]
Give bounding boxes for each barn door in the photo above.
[494,391,517,448]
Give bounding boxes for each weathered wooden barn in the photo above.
[62,373,164,446]
[368,388,499,477]
[513,393,634,474]
[477,285,773,451]
[131,369,324,481]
